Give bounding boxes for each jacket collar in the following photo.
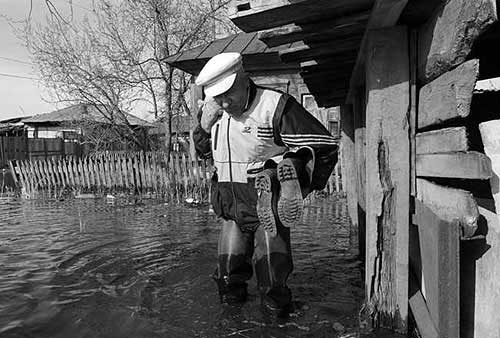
[243,79,257,112]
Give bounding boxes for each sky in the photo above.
[0,0,151,122]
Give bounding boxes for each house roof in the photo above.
[168,1,444,108]
[165,32,301,75]
[23,104,153,127]
[0,116,32,124]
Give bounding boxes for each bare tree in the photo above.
[20,0,237,154]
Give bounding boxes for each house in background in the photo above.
[22,103,152,140]
[0,104,153,166]
[149,115,193,153]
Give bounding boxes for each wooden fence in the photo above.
[9,151,213,201]
[0,136,84,168]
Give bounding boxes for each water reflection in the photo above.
[0,195,366,337]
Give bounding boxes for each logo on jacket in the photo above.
[242,125,252,133]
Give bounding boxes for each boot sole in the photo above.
[255,172,277,235]
[277,159,303,228]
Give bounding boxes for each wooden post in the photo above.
[190,81,203,160]
[354,86,366,261]
[412,198,460,338]
[364,26,409,332]
[340,104,357,222]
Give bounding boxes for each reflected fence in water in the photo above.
[9,151,213,202]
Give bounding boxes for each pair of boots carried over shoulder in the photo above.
[255,147,314,235]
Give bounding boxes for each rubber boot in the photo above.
[254,224,293,317]
[277,147,314,227]
[255,168,280,236]
[214,220,254,304]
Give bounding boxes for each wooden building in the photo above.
[174,0,500,337]
[228,0,500,337]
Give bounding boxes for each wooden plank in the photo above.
[416,127,468,154]
[181,153,188,196]
[479,119,500,220]
[416,152,492,180]
[134,153,141,191]
[474,76,500,94]
[471,204,500,338]
[279,37,362,63]
[61,159,69,187]
[31,160,42,189]
[80,157,88,190]
[364,27,409,331]
[8,160,18,185]
[418,59,479,129]
[229,0,373,33]
[121,156,128,189]
[258,11,370,47]
[103,155,111,189]
[128,156,135,190]
[409,29,417,196]
[353,87,366,256]
[72,157,79,187]
[49,159,57,187]
[90,157,97,188]
[340,104,358,229]
[416,178,480,238]
[346,0,409,103]
[115,154,121,188]
[418,0,497,83]
[412,199,460,338]
[409,289,439,338]
[17,161,27,193]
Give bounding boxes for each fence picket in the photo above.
[10,151,214,201]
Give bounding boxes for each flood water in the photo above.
[0,194,368,338]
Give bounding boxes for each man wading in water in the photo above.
[193,52,338,316]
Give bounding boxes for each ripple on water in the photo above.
[0,195,368,338]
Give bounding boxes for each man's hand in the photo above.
[200,98,223,132]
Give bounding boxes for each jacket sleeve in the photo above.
[193,107,212,159]
[273,94,339,190]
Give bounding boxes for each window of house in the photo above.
[63,130,79,140]
[329,121,340,138]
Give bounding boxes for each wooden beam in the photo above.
[340,105,358,231]
[416,152,492,180]
[416,127,468,154]
[418,0,497,83]
[418,59,479,129]
[364,27,409,332]
[229,0,373,33]
[278,37,362,63]
[409,289,439,338]
[300,54,358,71]
[412,198,460,337]
[258,11,370,47]
[474,76,500,94]
[354,87,366,260]
[416,178,480,238]
[346,0,409,103]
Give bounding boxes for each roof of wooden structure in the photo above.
[23,104,153,127]
[165,32,301,75]
[167,0,446,107]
